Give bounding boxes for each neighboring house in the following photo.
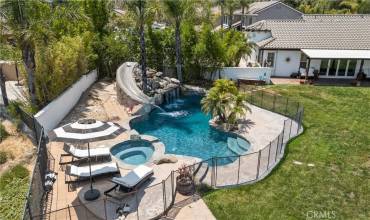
[221,0,303,29]
[245,15,370,79]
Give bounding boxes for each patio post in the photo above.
[305,58,311,83]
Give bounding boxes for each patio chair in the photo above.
[104,165,154,198]
[59,143,111,166]
[65,161,119,184]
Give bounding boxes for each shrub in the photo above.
[0,151,8,164]
[0,165,29,220]
[0,164,29,190]
[35,35,96,106]
[0,123,8,141]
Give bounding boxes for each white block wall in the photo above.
[210,67,272,83]
[34,70,97,134]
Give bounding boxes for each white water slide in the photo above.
[116,62,154,104]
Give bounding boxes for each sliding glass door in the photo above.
[319,59,358,78]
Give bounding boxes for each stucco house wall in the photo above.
[261,50,301,77]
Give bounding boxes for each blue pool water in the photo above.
[131,95,250,164]
[111,140,154,165]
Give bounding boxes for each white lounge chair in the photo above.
[60,143,111,166]
[63,143,110,158]
[65,161,119,183]
[104,165,154,197]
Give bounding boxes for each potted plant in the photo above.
[176,164,194,195]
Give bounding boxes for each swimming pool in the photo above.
[130,95,250,164]
[110,140,154,165]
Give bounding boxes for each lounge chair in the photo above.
[65,161,119,184]
[59,143,111,166]
[104,165,154,197]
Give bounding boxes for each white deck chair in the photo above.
[104,165,154,196]
[63,143,110,158]
[65,162,119,183]
[60,144,111,166]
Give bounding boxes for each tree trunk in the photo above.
[241,7,245,27]
[0,66,9,106]
[175,20,183,83]
[139,10,147,93]
[228,8,233,29]
[22,43,37,106]
[220,3,224,30]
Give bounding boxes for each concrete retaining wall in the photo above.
[34,70,97,134]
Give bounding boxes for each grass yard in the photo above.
[203,85,370,220]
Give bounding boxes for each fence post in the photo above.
[162,180,166,214]
[282,120,286,144]
[284,98,289,115]
[261,91,264,107]
[260,91,263,107]
[256,150,262,180]
[267,142,271,169]
[33,117,38,143]
[289,118,293,139]
[275,135,280,162]
[297,108,304,134]
[211,158,215,187]
[67,205,72,220]
[237,155,241,184]
[171,171,175,199]
[273,94,276,111]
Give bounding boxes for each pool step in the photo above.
[227,137,246,155]
[236,137,250,151]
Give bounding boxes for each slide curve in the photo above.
[116,62,153,104]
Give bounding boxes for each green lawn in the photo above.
[203,85,370,220]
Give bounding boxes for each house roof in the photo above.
[234,1,302,15]
[246,16,370,50]
[235,1,279,15]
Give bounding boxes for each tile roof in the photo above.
[246,16,370,50]
[235,1,280,15]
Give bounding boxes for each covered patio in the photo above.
[301,49,370,80]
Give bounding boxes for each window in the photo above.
[328,59,338,76]
[299,53,308,69]
[347,60,357,76]
[337,60,348,76]
[319,59,329,75]
[266,52,275,67]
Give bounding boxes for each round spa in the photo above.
[110,140,155,166]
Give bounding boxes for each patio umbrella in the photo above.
[49,119,125,201]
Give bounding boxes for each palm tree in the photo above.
[201,79,237,123]
[239,0,251,28]
[126,0,148,92]
[227,92,250,125]
[2,0,38,106]
[219,0,225,30]
[162,0,191,83]
[225,0,240,29]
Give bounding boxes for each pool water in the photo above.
[110,140,154,165]
[131,95,250,164]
